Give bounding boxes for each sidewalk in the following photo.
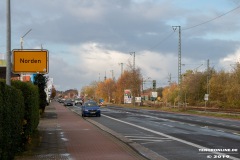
[15,101,147,160]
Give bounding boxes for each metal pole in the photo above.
[172,26,181,107]
[133,52,135,70]
[120,63,123,75]
[130,52,135,70]
[21,29,32,50]
[6,0,11,86]
[207,59,210,95]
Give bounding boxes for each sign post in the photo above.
[124,89,132,104]
[204,94,209,111]
[12,49,49,74]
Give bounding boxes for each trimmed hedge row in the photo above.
[12,81,40,143]
[0,81,24,160]
[0,80,40,160]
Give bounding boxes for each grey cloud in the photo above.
[1,0,240,90]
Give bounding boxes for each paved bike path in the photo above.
[15,101,147,160]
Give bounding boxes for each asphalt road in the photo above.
[69,105,240,160]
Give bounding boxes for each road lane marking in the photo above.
[125,136,170,139]
[141,140,172,145]
[233,132,240,136]
[162,124,174,127]
[103,114,239,160]
[129,139,167,141]
[125,135,173,144]
[231,125,239,128]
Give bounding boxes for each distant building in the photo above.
[0,60,6,66]
[0,54,6,66]
[0,66,20,80]
[0,54,31,82]
[0,54,18,79]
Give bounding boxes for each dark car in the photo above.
[64,99,73,106]
[81,101,101,117]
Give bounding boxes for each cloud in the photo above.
[49,42,179,90]
[1,0,240,90]
[219,48,240,71]
[48,42,131,90]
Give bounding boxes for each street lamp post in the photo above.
[19,29,32,81]
[20,29,32,49]
[6,0,11,86]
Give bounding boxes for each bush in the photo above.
[0,80,40,160]
[0,82,3,158]
[0,80,25,160]
[12,81,40,143]
[33,74,47,113]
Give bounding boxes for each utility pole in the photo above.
[168,73,172,85]
[130,52,135,70]
[119,63,124,75]
[205,59,210,111]
[6,0,11,86]
[110,70,115,80]
[207,59,210,95]
[172,26,181,107]
[104,71,107,81]
[129,51,136,106]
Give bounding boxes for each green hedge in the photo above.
[0,80,40,160]
[0,81,25,160]
[12,81,40,142]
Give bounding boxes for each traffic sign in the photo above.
[12,49,49,74]
[204,94,209,101]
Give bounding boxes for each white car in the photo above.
[74,98,83,105]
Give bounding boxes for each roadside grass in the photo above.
[109,103,240,120]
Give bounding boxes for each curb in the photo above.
[68,106,168,160]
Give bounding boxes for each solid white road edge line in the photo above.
[102,114,239,160]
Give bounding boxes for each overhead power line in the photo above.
[147,31,175,50]
[183,4,240,31]
[137,4,240,53]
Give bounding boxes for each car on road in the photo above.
[64,99,73,106]
[81,101,101,117]
[58,98,66,103]
[74,98,83,105]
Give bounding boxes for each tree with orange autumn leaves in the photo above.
[81,62,240,109]
[81,67,142,104]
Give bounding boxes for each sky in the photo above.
[0,0,240,91]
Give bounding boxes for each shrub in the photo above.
[33,74,47,113]
[12,81,40,143]
[0,80,24,160]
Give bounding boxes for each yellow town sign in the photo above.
[12,49,49,73]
